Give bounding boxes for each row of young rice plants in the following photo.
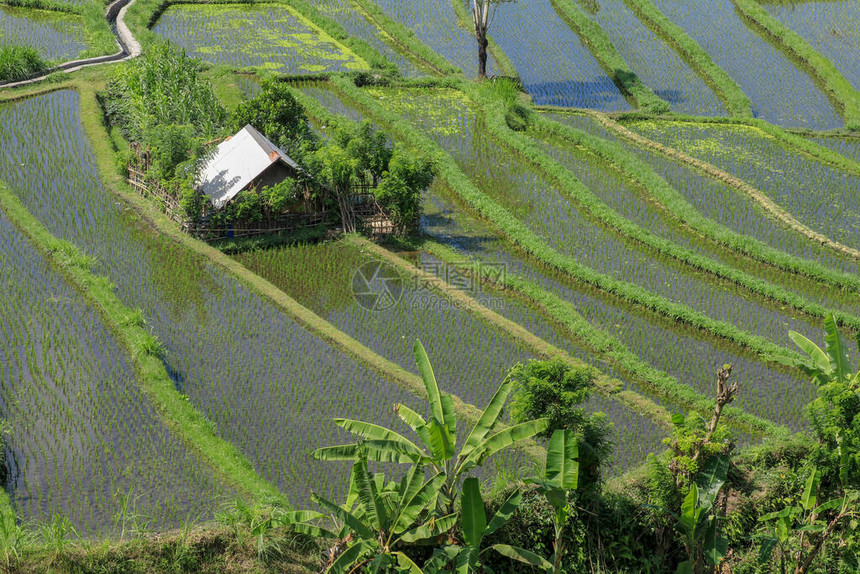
[627,120,860,256]
[368,87,836,355]
[542,112,860,299]
[326,78,803,433]
[558,0,724,116]
[0,210,232,535]
[761,0,860,92]
[0,6,87,62]
[285,81,676,470]
[367,0,496,76]
[483,0,628,110]
[646,0,841,130]
[421,188,811,432]
[0,89,429,505]
[311,0,421,76]
[151,4,368,74]
[529,117,860,322]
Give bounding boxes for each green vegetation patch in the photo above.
[151,3,368,74]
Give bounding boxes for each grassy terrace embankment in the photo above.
[730,0,860,131]
[531,112,860,292]
[0,181,282,506]
[548,0,669,113]
[621,0,751,117]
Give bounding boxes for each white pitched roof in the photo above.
[196,125,300,209]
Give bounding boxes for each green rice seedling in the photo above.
[152,4,368,74]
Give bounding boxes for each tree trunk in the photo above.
[477,32,489,78]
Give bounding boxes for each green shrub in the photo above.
[507,358,612,490]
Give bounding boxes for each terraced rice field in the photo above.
[371,0,498,75]
[235,241,536,409]
[421,187,815,430]
[152,4,368,73]
[488,0,628,109]
[0,6,87,62]
[763,0,860,91]
[573,0,725,115]
[313,0,420,76]
[539,112,860,317]
[0,90,422,508]
[305,83,818,430]
[5,0,860,537]
[629,120,860,252]
[649,0,841,128]
[365,88,829,353]
[0,212,231,535]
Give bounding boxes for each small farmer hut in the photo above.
[196,124,301,210]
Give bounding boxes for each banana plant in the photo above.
[313,340,549,515]
[424,477,551,572]
[758,469,859,574]
[304,457,456,573]
[526,429,580,573]
[773,315,859,488]
[675,455,729,574]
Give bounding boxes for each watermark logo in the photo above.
[351,261,404,311]
[352,259,507,312]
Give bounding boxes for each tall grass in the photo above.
[0,44,46,82]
